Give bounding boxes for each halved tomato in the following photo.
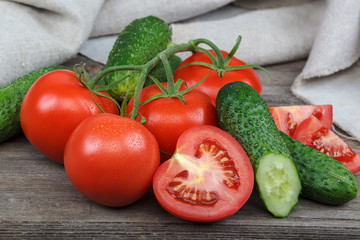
[293,115,360,174]
[153,125,254,222]
[269,105,333,137]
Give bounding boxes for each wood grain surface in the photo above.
[1,55,359,239]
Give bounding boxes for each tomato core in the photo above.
[166,139,240,207]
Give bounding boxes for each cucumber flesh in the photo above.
[257,153,301,217]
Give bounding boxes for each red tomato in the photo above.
[126,83,218,162]
[269,105,333,137]
[293,115,360,174]
[64,113,160,207]
[20,70,118,164]
[174,50,262,105]
[153,125,254,222]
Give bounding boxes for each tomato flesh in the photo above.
[293,115,360,174]
[269,105,332,136]
[153,125,254,222]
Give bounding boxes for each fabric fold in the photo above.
[0,0,105,87]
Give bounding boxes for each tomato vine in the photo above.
[77,36,270,121]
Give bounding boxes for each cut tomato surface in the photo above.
[153,125,254,222]
[269,105,332,137]
[293,115,360,174]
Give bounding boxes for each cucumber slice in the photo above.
[257,153,301,217]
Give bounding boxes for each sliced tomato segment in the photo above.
[293,115,360,174]
[269,105,333,136]
[153,125,254,222]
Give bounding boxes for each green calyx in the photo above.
[180,36,271,78]
[73,63,122,114]
[138,53,211,106]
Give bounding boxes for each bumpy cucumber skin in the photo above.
[216,82,293,169]
[281,132,359,205]
[0,66,67,143]
[216,81,301,217]
[103,16,172,101]
[144,55,182,87]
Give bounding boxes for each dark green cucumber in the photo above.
[280,132,359,205]
[0,66,67,143]
[144,55,182,87]
[216,81,301,218]
[102,16,172,101]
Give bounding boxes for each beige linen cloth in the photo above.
[1,0,359,141]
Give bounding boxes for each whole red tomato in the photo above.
[20,70,118,164]
[64,113,160,207]
[174,50,262,105]
[126,83,218,162]
[153,125,254,222]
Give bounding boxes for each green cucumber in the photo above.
[144,55,182,87]
[280,132,359,205]
[0,66,67,143]
[102,16,172,101]
[216,81,301,218]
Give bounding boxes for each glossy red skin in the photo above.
[153,125,254,222]
[269,105,333,137]
[293,115,360,174]
[174,50,262,105]
[126,83,218,162]
[20,70,118,164]
[64,113,160,207]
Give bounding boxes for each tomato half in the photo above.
[153,125,254,222]
[64,113,160,207]
[293,115,360,174]
[127,83,218,162]
[174,50,261,105]
[20,70,118,164]
[269,105,333,137]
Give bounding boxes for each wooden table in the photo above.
[1,55,359,239]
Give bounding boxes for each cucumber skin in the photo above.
[216,82,293,169]
[103,16,172,101]
[216,81,301,217]
[281,132,359,205]
[0,66,67,143]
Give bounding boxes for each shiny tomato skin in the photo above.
[293,115,360,174]
[269,105,333,137]
[20,70,118,164]
[153,125,254,222]
[174,50,262,105]
[126,83,218,162]
[64,113,160,207]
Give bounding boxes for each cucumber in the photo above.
[144,55,182,87]
[216,81,301,218]
[102,16,172,101]
[280,132,359,205]
[0,66,67,143]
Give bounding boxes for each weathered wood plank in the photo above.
[1,55,359,239]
